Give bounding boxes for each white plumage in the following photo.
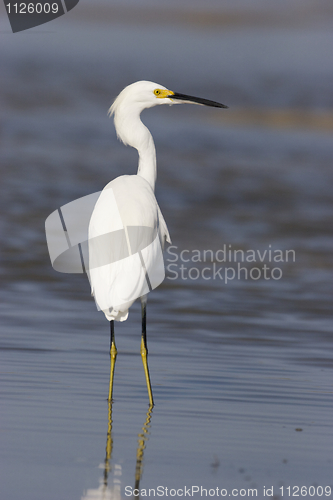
[88,174,171,321]
[88,81,227,323]
[88,82,172,322]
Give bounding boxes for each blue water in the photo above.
[1,2,333,499]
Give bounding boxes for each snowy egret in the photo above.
[88,81,228,405]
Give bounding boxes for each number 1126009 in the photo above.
[279,486,331,497]
[6,3,59,14]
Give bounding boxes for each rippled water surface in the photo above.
[1,2,333,499]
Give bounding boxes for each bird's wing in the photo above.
[157,203,171,248]
[88,175,169,321]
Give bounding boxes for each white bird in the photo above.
[88,81,227,405]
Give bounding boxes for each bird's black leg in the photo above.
[108,320,117,402]
[140,296,154,406]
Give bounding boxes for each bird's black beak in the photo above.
[169,92,228,109]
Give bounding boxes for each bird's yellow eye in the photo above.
[153,88,174,99]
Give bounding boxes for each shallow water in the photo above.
[1,2,333,499]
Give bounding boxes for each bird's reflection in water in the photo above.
[81,403,153,500]
[134,405,153,498]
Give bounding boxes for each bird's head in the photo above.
[109,80,228,116]
[109,81,228,148]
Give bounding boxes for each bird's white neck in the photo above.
[137,128,157,190]
[113,106,157,191]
